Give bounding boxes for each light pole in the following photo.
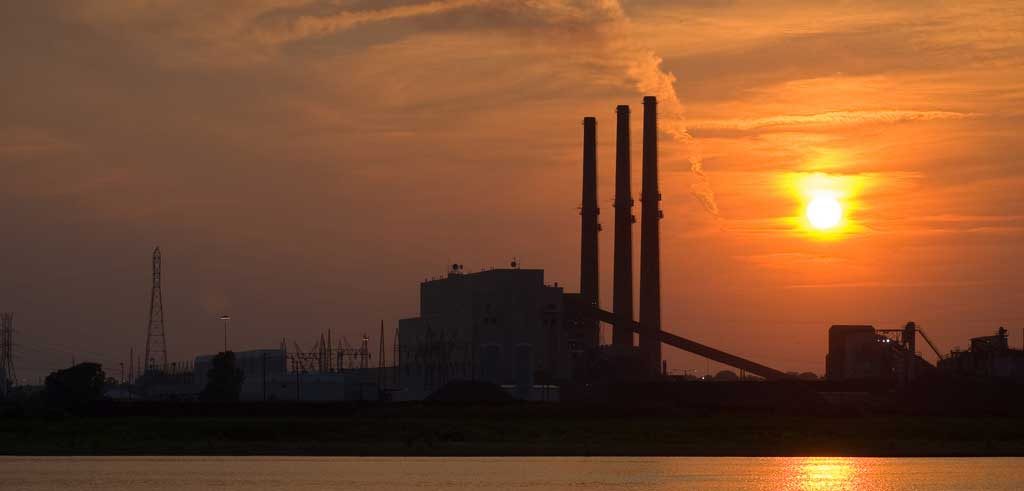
[220,315,231,353]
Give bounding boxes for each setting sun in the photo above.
[780,171,865,239]
[806,194,843,230]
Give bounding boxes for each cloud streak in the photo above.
[254,0,486,44]
[692,110,976,132]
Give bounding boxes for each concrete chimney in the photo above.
[639,96,662,377]
[579,116,600,349]
[612,105,634,349]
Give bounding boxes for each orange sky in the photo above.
[1,0,1022,380]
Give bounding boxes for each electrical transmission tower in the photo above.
[0,313,15,396]
[144,247,168,371]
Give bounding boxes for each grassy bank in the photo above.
[3,403,1024,456]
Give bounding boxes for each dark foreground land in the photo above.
[5,409,1024,457]
[4,408,1024,456]
[5,380,1024,456]
[6,407,1024,457]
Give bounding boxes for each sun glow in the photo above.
[806,193,842,230]
[782,172,863,239]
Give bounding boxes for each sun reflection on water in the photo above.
[787,457,859,490]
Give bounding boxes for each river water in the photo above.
[1,456,1021,490]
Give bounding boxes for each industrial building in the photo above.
[825,323,939,383]
[939,327,1024,380]
[825,323,1024,385]
[131,345,384,401]
[397,266,567,399]
[195,346,384,401]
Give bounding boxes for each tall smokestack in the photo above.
[639,96,662,377]
[612,105,634,349]
[580,117,600,349]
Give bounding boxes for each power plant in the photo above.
[117,95,796,402]
[5,96,1019,405]
[574,97,789,382]
[392,95,799,398]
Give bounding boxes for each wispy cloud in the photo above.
[785,280,988,289]
[253,0,486,44]
[737,252,844,269]
[692,110,976,132]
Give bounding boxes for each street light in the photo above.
[220,315,231,353]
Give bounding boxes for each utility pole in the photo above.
[393,327,400,387]
[219,315,231,353]
[128,347,134,400]
[361,334,369,371]
[378,320,385,393]
[0,313,16,397]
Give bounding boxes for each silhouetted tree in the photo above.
[44,362,106,407]
[200,351,245,402]
[713,370,739,381]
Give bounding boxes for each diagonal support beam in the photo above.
[590,308,792,380]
